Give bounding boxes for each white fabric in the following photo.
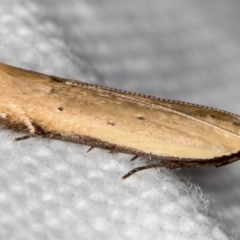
[1,0,240,239]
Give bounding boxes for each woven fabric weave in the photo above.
[1,0,240,239]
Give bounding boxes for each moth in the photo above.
[1,62,240,179]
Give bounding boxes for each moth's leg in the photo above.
[2,103,36,142]
[122,162,168,179]
[86,146,94,153]
[122,159,220,179]
[130,155,139,161]
[14,135,32,141]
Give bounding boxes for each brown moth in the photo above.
[1,62,240,179]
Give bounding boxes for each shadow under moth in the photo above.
[1,62,240,179]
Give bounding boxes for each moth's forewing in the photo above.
[1,62,240,162]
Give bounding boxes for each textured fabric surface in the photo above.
[1,0,240,239]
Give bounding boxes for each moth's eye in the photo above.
[58,106,64,111]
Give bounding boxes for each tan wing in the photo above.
[1,62,240,160]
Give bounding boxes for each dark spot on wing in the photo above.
[107,121,115,126]
[137,115,145,120]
